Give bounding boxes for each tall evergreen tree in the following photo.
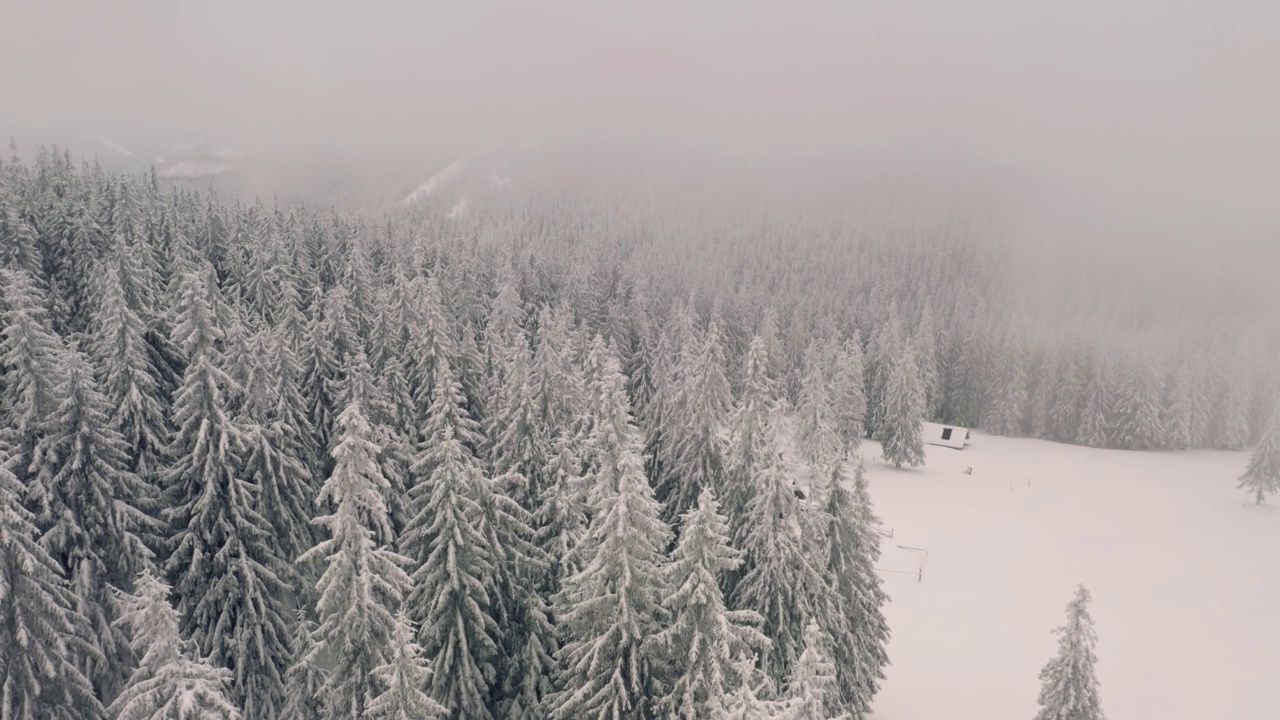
[1238,397,1280,505]
[109,570,241,720]
[0,452,104,720]
[652,488,768,719]
[0,268,65,481]
[552,338,671,720]
[364,613,448,720]
[163,272,289,719]
[816,461,889,717]
[34,346,152,699]
[731,429,825,681]
[876,342,925,469]
[796,338,842,472]
[279,611,328,720]
[1033,585,1105,720]
[831,335,868,453]
[781,622,842,720]
[300,402,412,720]
[402,358,499,718]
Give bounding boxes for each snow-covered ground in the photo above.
[862,433,1278,720]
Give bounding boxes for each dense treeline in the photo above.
[0,145,1272,719]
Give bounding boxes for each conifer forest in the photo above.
[1,140,1276,720]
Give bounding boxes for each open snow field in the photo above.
[861,433,1279,720]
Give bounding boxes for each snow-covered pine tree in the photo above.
[34,345,153,699]
[299,402,412,720]
[662,320,733,520]
[864,313,903,439]
[535,427,590,586]
[715,655,784,720]
[1161,361,1195,450]
[876,341,925,469]
[1112,355,1165,450]
[797,338,843,472]
[279,611,328,720]
[731,428,826,681]
[781,622,843,720]
[1033,584,1105,720]
[816,460,889,717]
[364,613,448,720]
[1076,351,1112,449]
[984,327,1027,436]
[91,264,169,489]
[0,451,104,720]
[402,357,499,718]
[406,274,457,425]
[163,272,289,719]
[109,570,241,720]
[0,267,66,481]
[300,301,340,472]
[653,488,769,719]
[238,332,315,593]
[724,335,779,550]
[552,337,672,720]
[1212,371,1253,451]
[831,335,868,453]
[1238,397,1280,505]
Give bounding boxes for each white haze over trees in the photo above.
[1,2,1278,719]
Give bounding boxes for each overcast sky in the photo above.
[4,0,1279,245]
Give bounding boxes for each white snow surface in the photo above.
[859,433,1278,719]
[404,158,466,204]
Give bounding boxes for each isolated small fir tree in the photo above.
[1033,584,1105,720]
[1238,398,1280,505]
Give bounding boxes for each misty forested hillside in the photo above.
[1,146,1275,719]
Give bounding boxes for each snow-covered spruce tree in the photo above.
[1112,355,1165,450]
[816,460,889,717]
[552,337,672,720]
[35,345,153,699]
[797,338,843,473]
[876,341,925,469]
[279,611,328,720]
[237,332,315,593]
[724,335,779,550]
[406,273,458,425]
[91,264,169,488]
[661,320,733,521]
[1238,397,1280,505]
[1160,361,1195,450]
[299,402,412,720]
[1076,351,1112,449]
[484,341,547,510]
[364,613,448,720]
[653,487,769,719]
[1212,371,1253,451]
[0,267,66,481]
[642,306,696,508]
[402,357,499,718]
[163,272,289,719]
[536,427,590,586]
[781,622,843,720]
[915,306,942,421]
[300,301,341,473]
[1033,584,1105,720]
[715,655,784,720]
[831,335,868,453]
[984,328,1028,436]
[864,313,903,439]
[0,452,104,720]
[110,570,241,720]
[731,428,826,681]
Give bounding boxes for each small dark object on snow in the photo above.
[962,467,973,475]
[793,487,806,500]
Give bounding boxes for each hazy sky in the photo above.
[4,0,1279,241]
